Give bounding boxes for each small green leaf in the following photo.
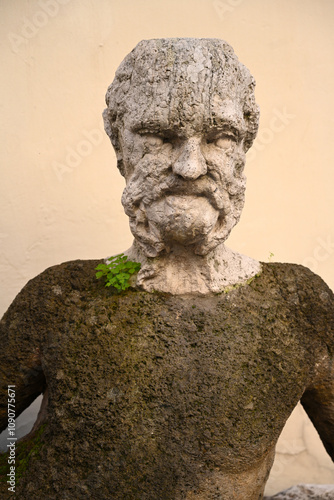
[95,254,141,291]
[95,263,107,271]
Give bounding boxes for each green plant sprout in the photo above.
[95,253,141,291]
[268,252,275,262]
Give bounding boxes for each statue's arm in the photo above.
[0,259,99,433]
[299,269,334,461]
[0,278,47,433]
[301,359,334,460]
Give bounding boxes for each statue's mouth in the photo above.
[145,195,221,246]
[123,176,239,256]
[156,174,228,213]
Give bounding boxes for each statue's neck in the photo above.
[125,240,261,295]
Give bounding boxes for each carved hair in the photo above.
[103,38,260,175]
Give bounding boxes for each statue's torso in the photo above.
[2,260,333,499]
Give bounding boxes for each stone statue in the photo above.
[0,38,333,500]
[103,38,260,295]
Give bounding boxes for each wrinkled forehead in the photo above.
[112,38,249,137]
[125,95,246,139]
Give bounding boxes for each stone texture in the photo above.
[0,259,333,499]
[103,38,261,294]
[265,484,334,499]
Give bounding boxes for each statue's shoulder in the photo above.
[25,259,102,299]
[32,258,100,288]
[1,259,102,323]
[260,261,333,297]
[260,262,334,351]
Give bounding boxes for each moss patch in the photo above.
[0,424,46,486]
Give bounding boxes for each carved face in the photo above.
[119,97,247,257]
[104,39,259,258]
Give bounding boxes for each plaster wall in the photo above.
[0,0,333,495]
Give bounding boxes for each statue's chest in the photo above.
[46,291,314,468]
[108,303,310,425]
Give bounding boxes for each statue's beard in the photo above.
[121,157,246,258]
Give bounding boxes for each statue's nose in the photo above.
[172,138,207,180]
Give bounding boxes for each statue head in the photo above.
[103,38,259,258]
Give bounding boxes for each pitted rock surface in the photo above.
[0,260,333,499]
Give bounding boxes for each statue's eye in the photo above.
[215,136,233,149]
[144,134,164,147]
[206,133,235,150]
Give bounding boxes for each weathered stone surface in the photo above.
[0,259,333,499]
[103,38,261,294]
[264,484,334,499]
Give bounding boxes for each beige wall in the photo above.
[1,0,333,494]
